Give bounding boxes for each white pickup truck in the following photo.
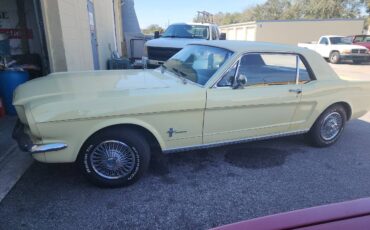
[298,35,370,64]
[144,22,225,67]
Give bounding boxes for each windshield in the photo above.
[329,37,352,45]
[354,35,370,42]
[162,25,209,39]
[163,45,233,86]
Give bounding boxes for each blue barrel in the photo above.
[0,71,29,115]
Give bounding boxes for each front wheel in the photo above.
[78,128,151,187]
[305,105,347,147]
[329,51,341,64]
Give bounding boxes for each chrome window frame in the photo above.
[212,51,315,89]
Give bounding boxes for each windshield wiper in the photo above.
[171,68,188,84]
[162,35,200,39]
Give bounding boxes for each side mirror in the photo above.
[154,31,160,39]
[233,73,247,89]
[220,33,226,40]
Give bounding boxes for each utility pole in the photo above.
[197,11,214,24]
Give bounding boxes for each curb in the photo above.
[0,144,17,167]
[0,147,33,202]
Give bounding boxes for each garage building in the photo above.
[0,0,124,75]
[220,19,365,45]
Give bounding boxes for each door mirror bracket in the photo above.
[233,74,247,89]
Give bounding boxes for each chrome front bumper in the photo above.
[12,120,67,154]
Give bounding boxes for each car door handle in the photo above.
[289,89,302,94]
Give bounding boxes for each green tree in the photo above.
[300,0,363,19]
[194,0,367,26]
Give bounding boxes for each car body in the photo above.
[213,198,370,230]
[13,41,370,187]
[298,35,370,64]
[144,22,223,67]
[347,35,370,50]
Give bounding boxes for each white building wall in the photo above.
[93,0,117,70]
[40,0,67,72]
[220,19,365,45]
[40,0,121,72]
[57,0,94,71]
[220,23,257,41]
[255,19,365,45]
[246,27,256,41]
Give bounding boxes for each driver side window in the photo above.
[217,53,314,87]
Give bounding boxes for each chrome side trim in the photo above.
[30,143,67,154]
[163,129,309,154]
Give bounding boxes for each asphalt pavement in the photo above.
[1,62,370,229]
[1,113,370,230]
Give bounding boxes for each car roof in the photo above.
[189,40,309,54]
[170,22,214,26]
[325,35,345,38]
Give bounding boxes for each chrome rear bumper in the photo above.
[12,120,67,154]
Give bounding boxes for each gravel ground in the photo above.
[1,114,370,230]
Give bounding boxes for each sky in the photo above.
[134,0,266,28]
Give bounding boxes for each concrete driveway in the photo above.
[0,64,370,230]
[330,62,370,80]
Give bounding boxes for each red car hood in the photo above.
[213,198,370,230]
[354,42,370,50]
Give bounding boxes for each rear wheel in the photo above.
[306,105,347,147]
[78,128,150,187]
[329,51,340,64]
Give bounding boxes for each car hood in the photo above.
[13,69,184,106]
[13,69,205,123]
[331,44,369,51]
[354,42,370,49]
[146,37,207,49]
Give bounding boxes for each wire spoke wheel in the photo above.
[90,140,136,180]
[320,112,343,141]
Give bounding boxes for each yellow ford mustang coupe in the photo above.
[13,41,370,187]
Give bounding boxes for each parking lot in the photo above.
[330,61,370,80]
[1,63,370,230]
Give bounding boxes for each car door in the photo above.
[317,37,331,58]
[203,52,304,144]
